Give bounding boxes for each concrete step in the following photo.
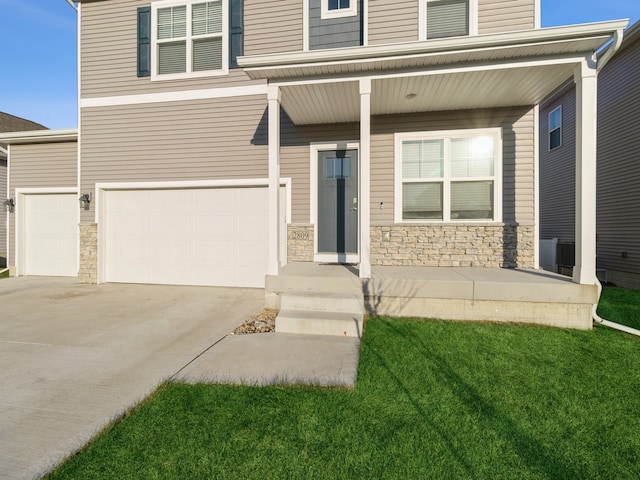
[266,273,362,296]
[276,309,363,338]
[280,290,364,315]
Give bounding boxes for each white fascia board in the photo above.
[0,129,78,145]
[239,19,629,70]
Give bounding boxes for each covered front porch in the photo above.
[239,20,628,293]
[267,262,598,330]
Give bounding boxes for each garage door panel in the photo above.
[105,187,274,288]
[23,194,78,277]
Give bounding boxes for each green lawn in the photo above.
[598,286,640,330]
[49,318,640,480]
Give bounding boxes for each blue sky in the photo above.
[1,0,639,130]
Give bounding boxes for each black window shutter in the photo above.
[137,6,151,77]
[229,0,244,69]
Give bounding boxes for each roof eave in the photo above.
[0,129,78,145]
[239,19,629,80]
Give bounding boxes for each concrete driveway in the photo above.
[0,277,263,480]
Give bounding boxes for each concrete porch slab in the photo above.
[267,263,600,330]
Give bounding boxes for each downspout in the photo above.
[597,28,624,72]
[65,0,78,12]
[592,277,640,337]
[591,26,640,336]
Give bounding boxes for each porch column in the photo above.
[359,78,372,279]
[267,85,281,276]
[573,58,598,285]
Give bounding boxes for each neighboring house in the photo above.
[540,20,640,289]
[0,113,47,268]
[0,0,627,327]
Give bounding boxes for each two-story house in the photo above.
[0,0,628,330]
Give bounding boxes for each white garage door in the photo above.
[104,187,280,288]
[23,193,78,277]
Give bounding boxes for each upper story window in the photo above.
[321,0,357,19]
[420,0,478,41]
[395,128,502,223]
[151,0,228,80]
[549,106,562,150]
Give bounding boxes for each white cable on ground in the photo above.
[593,276,640,337]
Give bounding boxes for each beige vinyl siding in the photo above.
[596,35,640,278]
[281,106,534,225]
[80,95,269,223]
[280,119,360,224]
[80,0,264,99]
[8,141,78,266]
[539,85,576,244]
[478,0,535,34]
[245,0,303,55]
[368,0,419,46]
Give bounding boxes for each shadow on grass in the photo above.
[370,319,583,480]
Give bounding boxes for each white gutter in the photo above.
[65,0,78,12]
[597,28,624,71]
[239,19,629,69]
[0,129,78,145]
[593,277,640,337]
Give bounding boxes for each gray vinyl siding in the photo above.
[80,0,264,99]
[245,0,302,55]
[80,95,269,223]
[478,0,535,34]
[8,142,78,266]
[539,85,576,244]
[0,158,6,262]
[281,106,535,225]
[368,0,418,45]
[309,0,362,50]
[596,34,640,279]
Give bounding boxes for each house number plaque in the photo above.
[291,231,310,240]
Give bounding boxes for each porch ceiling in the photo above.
[279,62,577,125]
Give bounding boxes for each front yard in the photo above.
[48,316,640,479]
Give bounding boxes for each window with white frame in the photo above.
[321,0,357,19]
[549,106,562,150]
[420,0,476,40]
[395,129,502,222]
[152,0,227,79]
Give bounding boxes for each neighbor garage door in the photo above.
[104,187,275,288]
[23,193,78,276]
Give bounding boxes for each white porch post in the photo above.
[267,85,281,276]
[572,58,598,285]
[359,78,372,279]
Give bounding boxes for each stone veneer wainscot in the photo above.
[370,223,535,268]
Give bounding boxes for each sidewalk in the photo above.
[174,332,361,387]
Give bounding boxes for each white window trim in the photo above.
[394,128,502,224]
[549,105,562,151]
[151,0,229,81]
[419,0,478,41]
[321,0,357,20]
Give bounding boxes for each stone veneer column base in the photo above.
[79,223,98,284]
[287,224,314,262]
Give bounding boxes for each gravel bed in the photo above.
[232,308,277,334]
